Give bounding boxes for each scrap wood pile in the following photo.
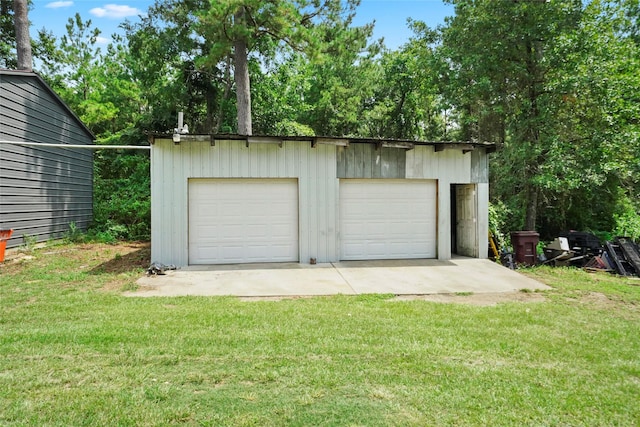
[542,231,640,277]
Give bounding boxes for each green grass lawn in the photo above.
[1,242,639,426]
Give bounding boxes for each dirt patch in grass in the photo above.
[1,241,151,292]
[3,242,149,269]
[88,242,150,292]
[88,242,150,274]
[240,292,547,305]
[238,295,319,302]
[570,291,638,315]
[579,291,614,307]
[392,291,547,306]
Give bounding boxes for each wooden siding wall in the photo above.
[151,139,490,265]
[471,149,489,184]
[337,144,405,178]
[0,74,93,247]
[151,139,338,266]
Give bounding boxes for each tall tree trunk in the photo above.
[215,55,233,133]
[234,8,252,135]
[524,182,538,231]
[523,36,542,232]
[205,81,217,133]
[13,0,32,71]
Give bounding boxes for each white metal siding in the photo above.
[340,179,437,260]
[477,183,490,259]
[405,146,471,182]
[405,146,480,260]
[151,139,337,266]
[151,138,490,266]
[188,179,298,264]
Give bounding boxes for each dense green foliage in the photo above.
[432,0,640,238]
[93,149,150,241]
[0,0,17,68]
[1,0,638,241]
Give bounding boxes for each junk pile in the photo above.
[542,231,640,277]
[146,262,177,275]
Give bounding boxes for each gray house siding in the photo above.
[0,70,94,248]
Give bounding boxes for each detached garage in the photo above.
[149,135,493,266]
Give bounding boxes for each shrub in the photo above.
[489,200,511,250]
[613,196,640,241]
[90,151,150,241]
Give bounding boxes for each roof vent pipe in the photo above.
[173,111,189,143]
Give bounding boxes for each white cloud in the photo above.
[89,4,142,19]
[96,36,111,45]
[45,1,73,9]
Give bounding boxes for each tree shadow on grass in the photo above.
[89,243,151,275]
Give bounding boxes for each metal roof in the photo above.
[150,133,496,153]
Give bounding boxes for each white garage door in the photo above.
[189,179,298,264]
[340,179,437,260]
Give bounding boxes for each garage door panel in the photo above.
[368,243,388,256]
[247,245,268,257]
[271,224,294,237]
[221,225,244,238]
[344,243,364,254]
[388,222,412,234]
[246,225,267,238]
[340,179,436,260]
[269,245,297,258]
[189,179,298,264]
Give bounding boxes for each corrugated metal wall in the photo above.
[406,146,488,259]
[151,139,491,265]
[0,72,94,247]
[406,146,472,181]
[151,139,338,266]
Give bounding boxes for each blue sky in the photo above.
[28,0,454,49]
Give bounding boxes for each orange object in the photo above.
[0,229,13,262]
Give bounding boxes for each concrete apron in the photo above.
[131,258,550,297]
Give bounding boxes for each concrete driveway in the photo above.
[131,257,549,297]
